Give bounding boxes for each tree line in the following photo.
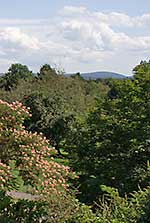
[0,61,150,222]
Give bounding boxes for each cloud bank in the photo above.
[0,6,150,74]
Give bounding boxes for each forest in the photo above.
[0,60,150,222]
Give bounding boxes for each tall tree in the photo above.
[66,61,150,202]
[0,63,33,91]
[23,92,74,155]
[38,64,57,79]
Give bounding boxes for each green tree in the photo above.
[0,99,99,223]
[0,63,33,91]
[66,61,150,203]
[38,64,57,79]
[91,184,150,223]
[23,92,74,155]
[71,72,84,80]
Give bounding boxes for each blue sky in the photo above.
[0,0,149,74]
[1,0,150,18]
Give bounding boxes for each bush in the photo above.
[0,99,74,195]
[96,185,150,223]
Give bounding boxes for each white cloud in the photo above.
[94,12,133,27]
[60,6,88,16]
[59,9,150,52]
[0,6,149,74]
[60,6,150,27]
[135,14,150,27]
[0,27,41,50]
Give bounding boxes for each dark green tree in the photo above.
[38,64,57,79]
[0,63,33,91]
[71,72,84,80]
[24,92,74,155]
[66,61,150,203]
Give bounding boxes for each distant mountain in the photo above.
[79,71,132,80]
[0,71,133,79]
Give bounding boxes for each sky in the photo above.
[0,0,150,75]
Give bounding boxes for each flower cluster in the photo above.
[0,100,74,195]
[0,161,10,189]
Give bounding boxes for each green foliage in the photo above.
[70,72,84,80]
[38,64,57,80]
[0,190,99,223]
[2,61,150,221]
[44,192,97,223]
[0,191,48,223]
[96,185,150,223]
[23,92,74,153]
[7,160,26,192]
[0,63,108,156]
[1,185,150,223]
[133,60,150,80]
[0,63,33,91]
[66,61,150,203]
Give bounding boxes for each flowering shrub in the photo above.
[0,99,73,195]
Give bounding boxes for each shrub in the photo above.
[0,99,75,195]
[96,185,150,223]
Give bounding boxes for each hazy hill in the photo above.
[78,71,132,80]
[0,71,133,79]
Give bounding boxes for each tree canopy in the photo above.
[1,61,150,222]
[0,63,33,91]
